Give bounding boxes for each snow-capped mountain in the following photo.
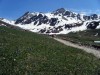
[0,18,15,25]
[1,8,100,34]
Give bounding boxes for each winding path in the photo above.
[54,38,100,58]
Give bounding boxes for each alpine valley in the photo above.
[1,8,100,34]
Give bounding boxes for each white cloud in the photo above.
[65,8,100,15]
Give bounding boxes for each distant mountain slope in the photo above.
[57,29,100,49]
[0,20,27,31]
[1,8,100,34]
[0,26,100,75]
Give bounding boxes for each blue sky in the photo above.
[0,0,100,20]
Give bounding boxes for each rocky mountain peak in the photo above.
[53,8,66,15]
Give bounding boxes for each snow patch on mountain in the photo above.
[1,18,15,25]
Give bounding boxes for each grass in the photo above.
[0,26,100,75]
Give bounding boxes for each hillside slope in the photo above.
[57,29,100,49]
[0,26,100,75]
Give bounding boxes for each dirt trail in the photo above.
[54,38,100,58]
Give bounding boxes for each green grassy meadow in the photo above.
[0,26,100,75]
